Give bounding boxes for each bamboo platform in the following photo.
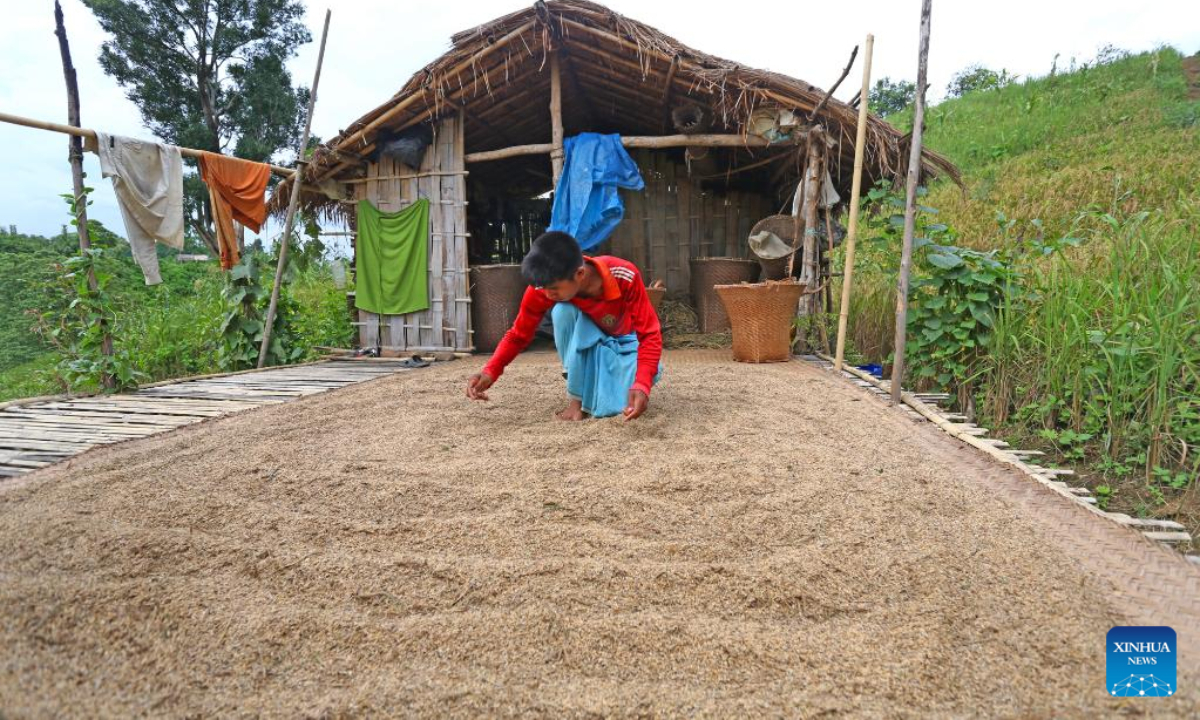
[0,359,411,479]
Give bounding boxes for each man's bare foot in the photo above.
[555,400,587,421]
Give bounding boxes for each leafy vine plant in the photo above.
[858,181,1081,415]
[32,181,145,393]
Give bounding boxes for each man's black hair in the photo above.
[521,231,583,286]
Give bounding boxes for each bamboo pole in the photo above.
[891,1,932,405]
[0,110,293,176]
[834,33,875,372]
[54,0,113,390]
[549,51,565,187]
[257,9,331,369]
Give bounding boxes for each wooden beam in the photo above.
[800,132,824,292]
[466,143,556,163]
[464,133,788,163]
[550,51,565,186]
[623,134,779,149]
[891,0,932,405]
[790,128,825,352]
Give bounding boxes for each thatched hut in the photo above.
[275,0,958,354]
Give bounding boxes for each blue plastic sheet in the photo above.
[548,133,644,250]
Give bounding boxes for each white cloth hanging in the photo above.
[792,169,841,216]
[95,132,185,286]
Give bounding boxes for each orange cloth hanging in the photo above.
[198,153,272,269]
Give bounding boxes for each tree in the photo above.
[945,64,1015,98]
[869,77,916,117]
[82,0,311,253]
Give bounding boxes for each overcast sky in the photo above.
[2,0,1197,251]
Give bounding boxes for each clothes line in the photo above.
[0,110,294,177]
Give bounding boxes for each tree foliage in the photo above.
[945,64,1016,98]
[868,77,916,117]
[82,0,311,248]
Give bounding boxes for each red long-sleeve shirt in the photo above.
[483,256,663,396]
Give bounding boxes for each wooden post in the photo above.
[258,9,331,368]
[54,0,113,390]
[891,0,932,405]
[549,51,565,188]
[787,129,823,352]
[834,33,875,372]
[798,129,824,351]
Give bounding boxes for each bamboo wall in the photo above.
[598,149,775,294]
[357,115,472,352]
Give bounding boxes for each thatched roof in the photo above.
[278,0,959,220]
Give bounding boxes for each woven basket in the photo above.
[749,214,798,281]
[715,281,805,363]
[469,264,525,352]
[689,258,760,333]
[646,287,666,313]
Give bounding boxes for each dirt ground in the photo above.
[1,351,1197,718]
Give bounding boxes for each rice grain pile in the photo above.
[1,352,1196,717]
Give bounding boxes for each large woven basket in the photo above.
[689,258,759,333]
[646,287,666,314]
[715,281,805,362]
[749,214,798,281]
[469,264,525,352]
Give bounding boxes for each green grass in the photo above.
[0,226,354,400]
[839,46,1200,527]
[895,47,1200,243]
[0,354,59,403]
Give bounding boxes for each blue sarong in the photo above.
[552,303,660,418]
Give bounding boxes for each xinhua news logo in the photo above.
[1107,626,1177,697]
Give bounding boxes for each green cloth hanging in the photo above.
[355,198,430,315]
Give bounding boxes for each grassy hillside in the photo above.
[907,46,1198,243]
[840,46,1200,534]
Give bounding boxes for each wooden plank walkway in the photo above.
[0,360,410,478]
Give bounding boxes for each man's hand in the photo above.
[623,389,648,422]
[466,371,495,401]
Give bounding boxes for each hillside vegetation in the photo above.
[840,46,1200,532]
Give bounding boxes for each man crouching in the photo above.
[465,231,662,421]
